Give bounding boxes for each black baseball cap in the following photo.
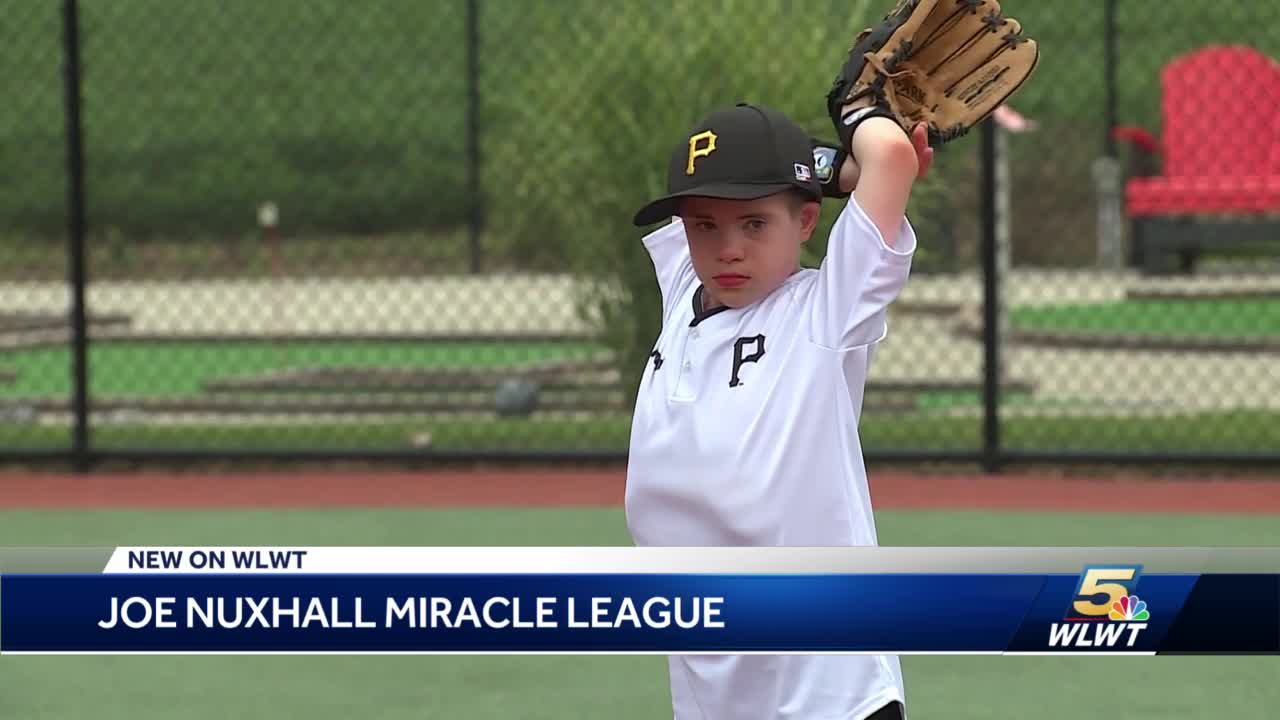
[632,103,823,227]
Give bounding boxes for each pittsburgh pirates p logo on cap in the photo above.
[686,129,718,175]
[632,104,820,227]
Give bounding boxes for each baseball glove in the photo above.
[826,0,1039,150]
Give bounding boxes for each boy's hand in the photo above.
[910,123,934,179]
[837,121,932,194]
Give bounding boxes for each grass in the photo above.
[0,507,1278,719]
[2,410,1277,454]
[1013,299,1280,339]
[0,340,603,400]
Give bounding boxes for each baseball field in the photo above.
[5,2,1279,712]
[1,469,1278,718]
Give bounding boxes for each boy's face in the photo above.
[679,193,820,309]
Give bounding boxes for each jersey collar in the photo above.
[689,285,735,328]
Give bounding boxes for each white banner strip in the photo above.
[2,650,1014,657]
[98,546,1280,575]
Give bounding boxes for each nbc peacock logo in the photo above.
[1108,594,1150,622]
[1048,566,1151,649]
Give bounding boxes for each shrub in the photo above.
[484,0,965,400]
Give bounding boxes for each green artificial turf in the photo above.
[1012,299,1280,339]
[0,341,601,400]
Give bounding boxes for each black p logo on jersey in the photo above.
[729,334,766,387]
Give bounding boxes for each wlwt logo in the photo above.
[1048,566,1150,649]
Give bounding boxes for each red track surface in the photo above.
[0,468,1277,513]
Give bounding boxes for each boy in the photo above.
[624,98,932,720]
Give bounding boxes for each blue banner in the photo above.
[1,572,1273,654]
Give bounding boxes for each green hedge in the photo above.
[6,0,1279,265]
[4,0,470,238]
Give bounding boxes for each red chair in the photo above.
[1114,45,1280,273]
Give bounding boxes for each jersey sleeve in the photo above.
[807,197,916,350]
[641,218,698,324]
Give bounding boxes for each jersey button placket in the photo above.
[672,327,698,401]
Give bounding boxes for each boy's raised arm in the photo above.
[846,111,930,248]
[640,219,697,322]
[806,112,930,351]
[808,0,1037,350]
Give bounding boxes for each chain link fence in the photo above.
[2,0,1278,464]
[3,1,70,453]
[992,1,1280,458]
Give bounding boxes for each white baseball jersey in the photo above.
[624,197,916,720]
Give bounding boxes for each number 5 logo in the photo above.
[1068,565,1143,618]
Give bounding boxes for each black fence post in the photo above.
[61,0,91,472]
[980,119,1001,473]
[466,0,483,274]
[1104,0,1118,157]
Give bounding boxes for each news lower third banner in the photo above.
[0,548,1277,655]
